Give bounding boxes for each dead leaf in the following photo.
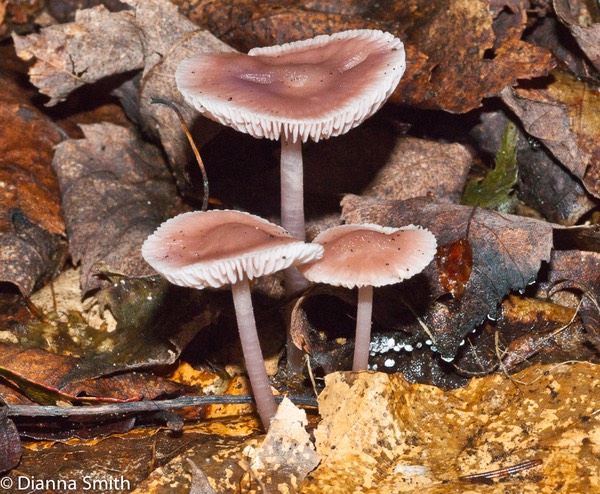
[470,109,596,225]
[51,123,180,293]
[0,398,21,473]
[12,5,145,106]
[0,0,45,40]
[437,238,473,300]
[501,70,600,198]
[554,0,600,71]
[388,0,555,112]
[178,0,390,51]
[244,397,319,492]
[12,0,235,191]
[304,364,600,493]
[341,195,554,358]
[0,74,68,295]
[0,343,182,407]
[362,136,472,202]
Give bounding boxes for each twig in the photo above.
[6,394,318,420]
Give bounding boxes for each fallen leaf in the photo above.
[12,5,145,106]
[363,136,472,202]
[51,123,180,293]
[244,397,319,491]
[470,109,596,225]
[554,0,600,71]
[462,121,519,213]
[437,238,473,300]
[178,0,390,52]
[0,0,45,40]
[0,74,68,295]
[388,0,555,112]
[0,398,21,473]
[304,364,600,493]
[501,70,600,198]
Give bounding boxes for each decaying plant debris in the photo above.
[0,0,599,492]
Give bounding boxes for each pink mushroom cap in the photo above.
[142,210,324,289]
[176,30,406,143]
[299,224,437,289]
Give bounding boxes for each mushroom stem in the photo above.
[230,278,278,430]
[281,138,311,372]
[353,285,374,371]
[280,138,306,242]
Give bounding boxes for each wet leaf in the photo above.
[341,195,554,357]
[462,121,519,212]
[51,123,180,294]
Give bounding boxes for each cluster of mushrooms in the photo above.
[142,30,437,430]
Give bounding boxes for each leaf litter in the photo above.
[0,0,599,490]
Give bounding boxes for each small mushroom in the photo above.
[298,224,437,371]
[176,29,406,294]
[141,210,323,429]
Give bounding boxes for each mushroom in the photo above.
[141,210,323,429]
[298,224,437,371]
[175,29,406,294]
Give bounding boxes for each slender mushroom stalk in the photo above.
[354,285,374,371]
[280,138,305,243]
[141,210,323,429]
[231,279,277,426]
[299,224,437,371]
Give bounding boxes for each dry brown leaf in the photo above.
[12,5,145,106]
[362,136,472,202]
[470,109,596,225]
[501,70,600,198]
[0,74,68,295]
[388,0,555,113]
[554,0,600,71]
[51,123,180,293]
[303,364,600,493]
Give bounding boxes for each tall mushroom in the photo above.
[141,210,323,429]
[175,29,406,294]
[298,224,437,371]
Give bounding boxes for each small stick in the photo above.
[459,459,542,483]
[7,394,318,420]
[151,97,209,212]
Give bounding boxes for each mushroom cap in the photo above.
[176,30,405,143]
[142,210,324,289]
[298,224,437,289]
